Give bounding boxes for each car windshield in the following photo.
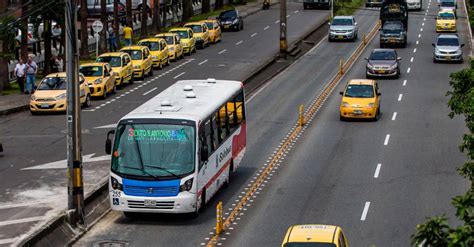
[369,51,396,60]
[112,123,196,178]
[220,11,236,19]
[441,1,455,7]
[172,30,189,39]
[437,37,459,46]
[122,50,143,60]
[344,85,374,98]
[79,66,103,76]
[205,22,213,29]
[161,36,174,45]
[283,243,337,247]
[438,12,455,19]
[187,25,202,33]
[383,23,402,33]
[332,18,353,26]
[138,41,160,51]
[37,77,66,90]
[96,56,121,67]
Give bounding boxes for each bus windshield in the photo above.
[112,123,195,178]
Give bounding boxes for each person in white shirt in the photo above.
[14,58,26,94]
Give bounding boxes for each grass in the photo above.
[335,0,365,16]
[1,82,20,96]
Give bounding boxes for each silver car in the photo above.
[432,34,464,63]
[328,16,358,42]
[366,49,402,79]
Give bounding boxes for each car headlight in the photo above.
[30,95,36,101]
[169,47,174,52]
[367,103,375,108]
[94,78,103,84]
[55,93,66,100]
[367,63,374,69]
[435,48,440,53]
[341,102,349,108]
[232,19,238,24]
[134,65,140,69]
[389,63,397,70]
[111,177,123,191]
[179,178,193,192]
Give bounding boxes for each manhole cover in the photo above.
[92,240,129,247]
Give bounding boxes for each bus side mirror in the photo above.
[200,146,209,161]
[105,129,115,155]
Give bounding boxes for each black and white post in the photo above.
[279,0,288,59]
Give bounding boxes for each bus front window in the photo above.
[112,123,195,178]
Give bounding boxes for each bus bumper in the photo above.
[110,190,198,213]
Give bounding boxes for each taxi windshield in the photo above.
[139,41,160,51]
[161,36,174,45]
[79,66,103,76]
[37,77,66,90]
[96,56,121,67]
[173,30,189,39]
[122,50,143,60]
[438,12,455,19]
[187,25,202,33]
[283,243,336,247]
[205,22,213,29]
[344,85,374,98]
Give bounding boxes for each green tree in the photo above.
[411,60,474,246]
[0,14,18,93]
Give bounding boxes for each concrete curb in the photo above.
[0,104,29,116]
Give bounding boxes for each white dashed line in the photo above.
[236,40,243,45]
[392,112,397,121]
[286,14,290,18]
[420,28,423,32]
[407,67,411,73]
[384,134,390,146]
[275,20,280,24]
[410,57,414,63]
[416,40,419,45]
[142,87,157,96]
[0,216,46,226]
[413,48,417,53]
[251,33,258,37]
[173,72,185,79]
[403,79,407,86]
[0,238,17,245]
[422,22,425,26]
[264,25,270,30]
[361,202,371,221]
[198,59,208,65]
[294,10,299,13]
[418,34,421,38]
[398,94,403,101]
[374,164,382,178]
[423,17,426,21]
[218,49,227,54]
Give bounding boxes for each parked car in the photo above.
[366,0,383,7]
[83,0,126,16]
[184,22,210,49]
[120,46,154,80]
[137,38,170,69]
[203,19,222,44]
[328,16,358,42]
[432,34,464,63]
[155,33,184,61]
[169,28,196,55]
[365,49,401,78]
[218,10,243,31]
[80,62,117,98]
[96,52,134,87]
[120,0,150,10]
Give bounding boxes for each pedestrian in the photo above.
[123,24,133,46]
[25,55,38,94]
[57,56,64,72]
[14,58,26,94]
[49,55,59,73]
[52,24,62,54]
[108,25,117,52]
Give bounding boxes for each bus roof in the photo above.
[120,79,243,123]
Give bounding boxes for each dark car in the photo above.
[380,21,407,48]
[366,49,401,79]
[82,0,126,17]
[217,10,243,31]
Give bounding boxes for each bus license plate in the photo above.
[144,200,156,207]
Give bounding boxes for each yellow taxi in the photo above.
[339,79,380,121]
[30,72,91,114]
[137,38,170,69]
[170,27,196,55]
[436,9,456,32]
[80,62,116,99]
[184,22,210,49]
[282,224,349,247]
[155,33,184,61]
[202,19,222,44]
[120,45,153,80]
[96,52,134,87]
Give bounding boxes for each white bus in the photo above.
[105,78,246,216]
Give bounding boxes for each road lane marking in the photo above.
[418,34,421,38]
[413,48,417,53]
[218,49,227,54]
[286,14,290,18]
[275,20,280,24]
[374,164,382,178]
[384,134,390,145]
[407,67,411,73]
[0,238,17,245]
[143,87,158,96]
[173,72,185,79]
[422,22,425,26]
[264,26,270,30]
[294,10,299,13]
[392,112,397,121]
[251,33,258,37]
[398,94,403,101]
[410,57,414,63]
[420,28,423,32]
[403,79,407,86]
[416,40,419,45]
[423,17,426,21]
[198,59,209,65]
[235,40,243,45]
[0,216,46,226]
[361,202,371,221]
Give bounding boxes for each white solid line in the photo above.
[403,79,407,86]
[374,164,382,178]
[361,202,371,221]
[410,57,414,63]
[142,87,157,96]
[398,94,403,101]
[198,59,208,65]
[251,33,258,37]
[235,40,243,45]
[0,216,46,226]
[392,112,397,121]
[413,48,417,53]
[218,49,227,54]
[416,40,419,45]
[0,238,17,245]
[384,134,390,146]
[173,72,185,79]
[264,25,270,30]
[407,67,411,73]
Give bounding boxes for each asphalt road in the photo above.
[74,6,382,247]
[220,1,471,246]
[0,2,331,246]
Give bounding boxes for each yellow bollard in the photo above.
[216,202,223,235]
[339,58,344,75]
[298,104,305,127]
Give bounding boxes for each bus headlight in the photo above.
[111,177,123,191]
[180,178,193,192]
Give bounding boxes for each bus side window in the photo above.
[199,120,213,169]
[211,115,219,150]
[235,90,245,124]
[215,111,224,143]
[227,99,236,133]
[219,105,230,136]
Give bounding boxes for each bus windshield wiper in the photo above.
[121,165,161,180]
[143,165,181,180]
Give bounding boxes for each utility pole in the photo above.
[65,0,84,227]
[279,0,287,59]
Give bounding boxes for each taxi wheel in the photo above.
[141,70,145,81]
[117,79,123,89]
[102,88,108,99]
[181,52,185,59]
[30,110,39,116]
[339,115,346,121]
[129,75,134,84]
[112,84,117,94]
[149,67,154,76]
[83,94,91,107]
[166,58,170,66]
[158,62,163,70]
[373,109,380,122]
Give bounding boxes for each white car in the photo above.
[406,0,422,11]
[432,34,464,63]
[120,0,150,10]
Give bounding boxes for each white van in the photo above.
[406,0,422,11]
